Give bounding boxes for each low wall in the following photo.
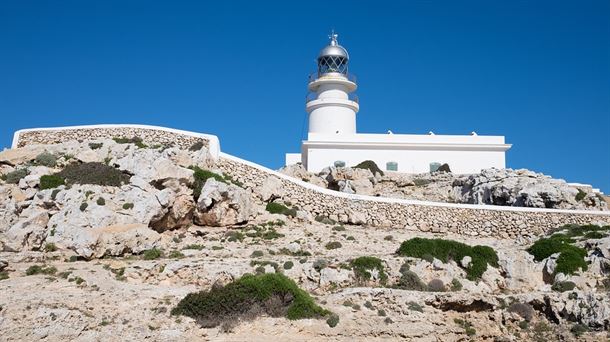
[218,153,610,240]
[11,124,221,159]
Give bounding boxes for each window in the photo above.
[386,161,398,171]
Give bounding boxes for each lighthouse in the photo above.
[285,32,511,174]
[306,32,359,135]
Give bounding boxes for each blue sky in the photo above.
[1,1,609,192]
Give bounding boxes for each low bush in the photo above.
[39,175,65,190]
[171,273,330,327]
[326,313,339,328]
[168,250,185,259]
[436,163,451,173]
[552,280,576,292]
[314,215,336,225]
[189,141,205,151]
[44,243,58,252]
[570,323,589,337]
[325,241,342,250]
[79,202,88,211]
[283,261,294,270]
[265,202,297,217]
[142,248,162,260]
[527,234,588,275]
[89,142,103,150]
[34,152,57,167]
[396,238,499,280]
[113,136,147,148]
[350,256,387,285]
[450,278,463,291]
[575,189,587,202]
[96,197,106,206]
[454,318,476,336]
[56,162,130,187]
[25,265,57,276]
[3,168,28,184]
[251,250,264,258]
[190,166,227,199]
[395,270,427,291]
[406,301,423,312]
[353,160,384,176]
[0,271,9,280]
[122,203,134,210]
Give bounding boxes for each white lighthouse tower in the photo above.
[285,32,511,174]
[306,32,359,135]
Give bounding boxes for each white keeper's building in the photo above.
[285,33,512,174]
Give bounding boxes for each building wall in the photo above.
[303,146,506,174]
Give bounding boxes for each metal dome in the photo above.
[317,33,349,60]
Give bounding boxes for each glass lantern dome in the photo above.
[317,33,349,76]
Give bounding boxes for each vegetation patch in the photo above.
[40,175,65,190]
[350,256,387,285]
[113,136,147,148]
[427,279,446,292]
[122,202,134,210]
[189,166,242,199]
[575,189,587,202]
[142,248,162,260]
[454,318,476,336]
[395,270,427,291]
[396,238,499,280]
[353,160,384,176]
[2,168,28,184]
[55,162,130,187]
[551,281,576,292]
[34,152,58,167]
[314,215,336,225]
[265,202,297,217]
[325,241,342,250]
[25,265,57,276]
[527,232,588,275]
[188,141,205,151]
[88,142,103,150]
[171,273,330,327]
[44,243,58,252]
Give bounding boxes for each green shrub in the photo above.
[113,136,147,148]
[57,162,130,187]
[182,244,204,250]
[88,142,103,150]
[44,243,57,252]
[25,265,57,276]
[454,318,476,336]
[171,273,330,327]
[251,250,264,258]
[34,152,57,167]
[226,231,245,242]
[51,189,61,200]
[450,278,463,291]
[552,281,576,292]
[189,166,226,199]
[332,225,346,232]
[283,261,294,270]
[555,249,587,275]
[326,313,340,328]
[314,215,336,225]
[168,250,185,259]
[377,309,386,316]
[122,203,134,210]
[407,301,423,312]
[325,241,342,250]
[0,271,9,280]
[575,189,587,202]
[396,238,498,280]
[265,202,297,217]
[570,323,589,337]
[3,168,28,184]
[350,256,387,284]
[79,202,88,211]
[353,160,384,176]
[96,197,106,206]
[39,175,65,190]
[189,141,205,151]
[583,231,607,239]
[142,248,162,260]
[395,270,427,291]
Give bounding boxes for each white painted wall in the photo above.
[285,153,302,166]
[303,146,505,174]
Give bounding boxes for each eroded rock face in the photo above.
[3,207,49,251]
[67,223,160,259]
[452,168,607,210]
[194,179,254,226]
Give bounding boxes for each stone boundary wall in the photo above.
[11,124,221,159]
[218,152,610,240]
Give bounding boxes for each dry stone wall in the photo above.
[14,126,209,151]
[218,155,610,240]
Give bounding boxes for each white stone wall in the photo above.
[12,124,220,159]
[218,152,610,240]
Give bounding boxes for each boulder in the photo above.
[254,176,285,202]
[66,223,160,259]
[115,148,194,182]
[194,179,254,226]
[2,207,49,251]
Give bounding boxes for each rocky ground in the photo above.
[280,163,608,211]
[1,139,609,341]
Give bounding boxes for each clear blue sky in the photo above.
[1,1,609,192]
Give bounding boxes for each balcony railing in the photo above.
[306,93,359,104]
[308,72,357,84]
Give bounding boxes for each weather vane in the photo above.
[329,29,338,45]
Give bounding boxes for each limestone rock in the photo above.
[3,207,49,251]
[254,176,285,202]
[194,179,254,226]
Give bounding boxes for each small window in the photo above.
[386,161,398,171]
[334,160,346,168]
[429,162,441,172]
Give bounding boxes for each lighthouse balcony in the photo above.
[308,72,357,84]
[306,92,359,104]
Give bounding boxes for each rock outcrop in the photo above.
[194,179,254,226]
